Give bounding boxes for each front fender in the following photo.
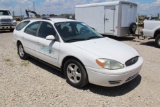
[58,43,101,69]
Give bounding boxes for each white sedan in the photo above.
[13,18,143,88]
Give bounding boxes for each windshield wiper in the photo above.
[65,38,86,42]
[86,36,103,40]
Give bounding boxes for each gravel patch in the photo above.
[0,31,160,107]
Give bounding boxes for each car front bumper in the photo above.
[86,57,143,87]
[0,25,15,30]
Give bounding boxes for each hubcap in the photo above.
[19,45,24,57]
[67,64,81,83]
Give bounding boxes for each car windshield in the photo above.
[0,10,10,16]
[54,22,103,42]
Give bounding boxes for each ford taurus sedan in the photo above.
[13,18,143,88]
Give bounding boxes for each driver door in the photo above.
[35,21,60,67]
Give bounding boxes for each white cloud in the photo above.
[0,0,28,3]
[137,0,160,16]
[16,0,28,3]
[154,0,160,4]
[37,0,86,15]
[0,0,10,2]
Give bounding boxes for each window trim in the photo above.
[37,21,60,42]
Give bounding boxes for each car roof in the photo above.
[23,18,77,23]
[50,18,77,23]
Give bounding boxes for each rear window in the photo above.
[16,21,30,31]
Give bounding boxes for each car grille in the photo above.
[125,56,139,66]
[0,19,12,25]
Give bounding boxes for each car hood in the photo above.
[0,16,13,19]
[70,37,139,63]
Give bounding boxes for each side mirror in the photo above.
[46,35,56,40]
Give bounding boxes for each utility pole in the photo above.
[20,8,22,17]
[12,11,15,17]
[33,2,35,11]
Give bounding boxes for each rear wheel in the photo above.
[63,59,88,88]
[17,43,29,59]
[155,34,160,48]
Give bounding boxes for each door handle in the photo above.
[105,18,109,20]
[36,42,40,45]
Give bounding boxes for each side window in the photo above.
[38,21,56,39]
[16,21,30,31]
[24,21,41,36]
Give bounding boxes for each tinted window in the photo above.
[54,22,102,42]
[0,10,10,15]
[16,21,30,31]
[38,21,57,39]
[24,21,41,36]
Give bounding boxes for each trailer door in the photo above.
[105,6,115,34]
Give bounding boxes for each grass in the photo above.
[21,60,29,66]
[4,58,11,62]
[4,58,14,67]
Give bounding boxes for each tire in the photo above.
[130,22,137,34]
[63,59,88,88]
[155,34,160,48]
[17,43,29,59]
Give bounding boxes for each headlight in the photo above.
[96,58,124,70]
[12,20,17,26]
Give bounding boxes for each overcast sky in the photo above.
[0,0,160,16]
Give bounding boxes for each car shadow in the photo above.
[140,41,158,48]
[28,58,65,79]
[83,75,141,97]
[27,57,141,97]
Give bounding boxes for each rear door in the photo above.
[23,21,41,56]
[105,6,115,34]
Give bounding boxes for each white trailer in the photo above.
[75,1,137,37]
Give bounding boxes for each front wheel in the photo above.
[17,43,29,59]
[63,59,88,88]
[155,34,160,48]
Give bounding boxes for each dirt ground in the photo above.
[0,31,160,107]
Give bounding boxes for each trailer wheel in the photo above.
[155,34,160,48]
[130,22,137,34]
